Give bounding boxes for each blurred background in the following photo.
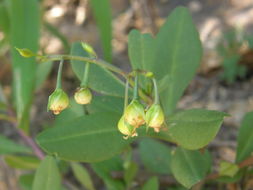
[1,0,253,189]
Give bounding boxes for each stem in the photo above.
[56,59,64,89]
[0,111,45,160]
[152,78,159,104]
[81,62,90,87]
[133,75,138,100]
[42,54,153,103]
[45,55,127,78]
[14,125,44,160]
[124,79,129,112]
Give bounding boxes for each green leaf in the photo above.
[32,156,61,190]
[236,111,253,162]
[217,170,243,184]
[139,138,171,174]
[90,0,112,62]
[219,161,239,177]
[35,61,53,90]
[0,2,10,37]
[10,0,40,131]
[19,173,34,190]
[128,30,155,89]
[91,156,125,190]
[70,42,125,97]
[142,176,159,190]
[54,98,85,127]
[36,112,131,162]
[87,95,123,114]
[155,7,202,115]
[4,155,40,169]
[0,134,31,155]
[167,186,188,190]
[167,109,228,150]
[128,30,155,72]
[171,148,211,188]
[71,163,95,190]
[221,55,240,84]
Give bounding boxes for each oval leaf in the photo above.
[142,176,159,190]
[36,112,131,162]
[155,7,202,114]
[139,138,171,174]
[32,156,61,190]
[236,111,253,162]
[71,163,95,190]
[171,148,211,188]
[167,109,228,150]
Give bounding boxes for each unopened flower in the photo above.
[74,87,92,105]
[146,104,165,132]
[47,89,69,115]
[117,116,137,139]
[124,100,145,127]
[15,48,35,58]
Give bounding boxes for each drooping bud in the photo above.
[15,48,35,58]
[74,87,92,105]
[117,116,137,139]
[47,89,69,115]
[124,100,145,127]
[145,104,165,132]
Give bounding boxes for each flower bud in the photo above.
[15,48,35,58]
[74,87,92,105]
[145,104,164,132]
[124,100,145,127]
[117,116,137,139]
[47,89,69,115]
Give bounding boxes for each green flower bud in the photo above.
[81,42,97,58]
[15,47,35,58]
[74,87,92,105]
[117,116,137,139]
[47,89,69,115]
[124,100,145,127]
[146,104,164,132]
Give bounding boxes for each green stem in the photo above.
[56,59,64,89]
[124,79,129,112]
[81,62,90,87]
[44,55,127,78]
[41,54,153,103]
[152,78,159,104]
[133,75,138,100]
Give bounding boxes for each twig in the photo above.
[1,112,45,160]
[13,124,45,160]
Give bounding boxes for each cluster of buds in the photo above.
[118,100,165,139]
[117,76,165,139]
[47,87,93,115]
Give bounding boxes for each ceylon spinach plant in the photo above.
[2,1,253,189]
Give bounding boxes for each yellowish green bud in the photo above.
[117,116,137,139]
[124,100,145,127]
[146,104,164,132]
[145,71,154,78]
[81,42,97,58]
[15,47,35,58]
[47,89,69,115]
[74,87,92,105]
